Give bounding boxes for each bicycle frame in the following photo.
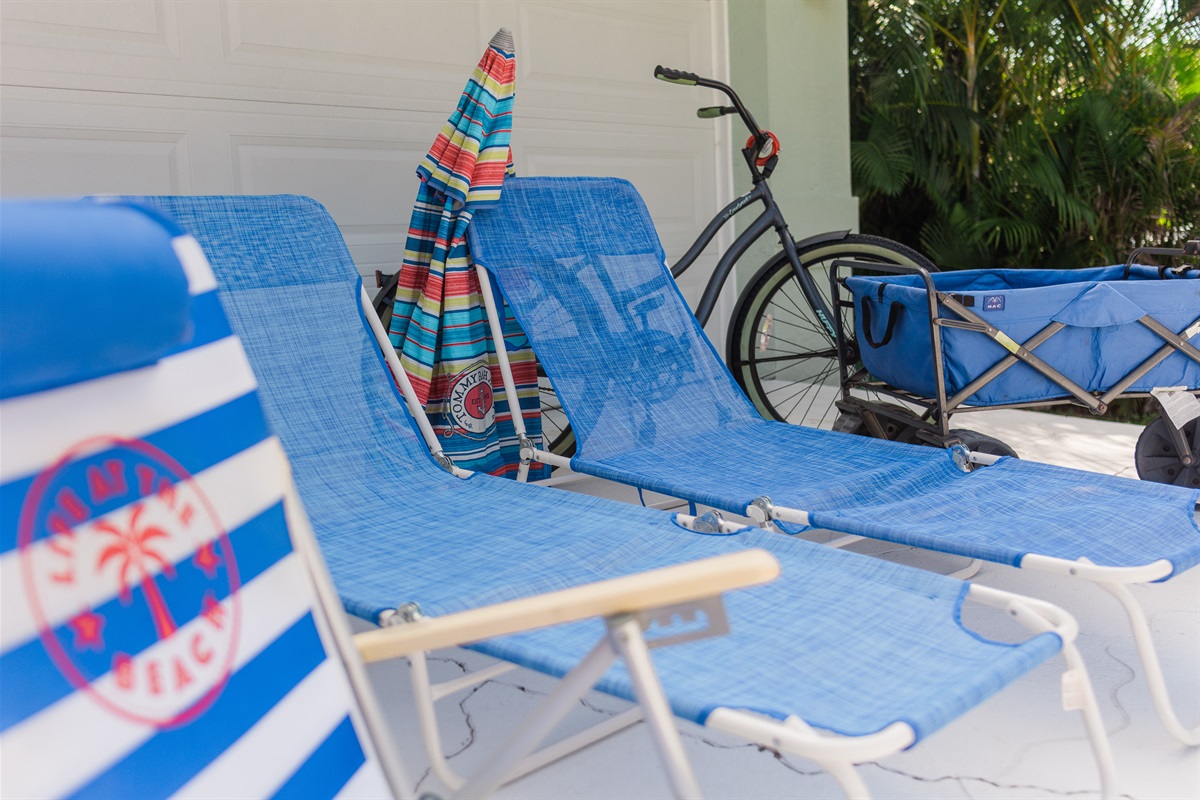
[671,182,836,347]
[659,67,840,345]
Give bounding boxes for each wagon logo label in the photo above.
[448,362,495,437]
[19,437,240,728]
[983,294,1005,311]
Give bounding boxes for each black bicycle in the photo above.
[536,67,936,458]
[374,67,938,460]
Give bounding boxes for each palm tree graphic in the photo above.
[95,503,178,640]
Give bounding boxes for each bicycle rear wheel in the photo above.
[727,234,936,428]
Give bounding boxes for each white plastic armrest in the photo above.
[354,549,780,662]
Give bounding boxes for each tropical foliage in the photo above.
[850,0,1200,269]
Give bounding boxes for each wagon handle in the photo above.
[859,296,904,349]
[1123,240,1200,278]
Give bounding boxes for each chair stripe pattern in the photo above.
[0,200,395,799]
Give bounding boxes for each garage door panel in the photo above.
[2,1,477,111]
[218,0,484,77]
[0,125,190,197]
[517,2,696,90]
[1,0,178,57]
[230,136,412,210]
[3,1,715,122]
[516,1,709,126]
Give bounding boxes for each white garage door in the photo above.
[0,0,736,339]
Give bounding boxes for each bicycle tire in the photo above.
[727,234,937,428]
[539,369,577,460]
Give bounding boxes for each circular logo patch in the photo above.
[19,436,241,729]
[448,362,495,437]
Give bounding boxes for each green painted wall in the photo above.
[727,0,859,289]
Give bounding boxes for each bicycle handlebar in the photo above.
[654,65,765,148]
[653,65,700,85]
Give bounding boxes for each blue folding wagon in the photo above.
[835,242,1200,486]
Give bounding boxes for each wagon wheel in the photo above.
[1135,415,1200,488]
[949,429,1019,459]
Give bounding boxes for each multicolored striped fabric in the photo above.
[0,200,399,798]
[388,28,546,479]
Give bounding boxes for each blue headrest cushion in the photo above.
[0,200,191,399]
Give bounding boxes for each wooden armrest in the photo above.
[354,549,779,663]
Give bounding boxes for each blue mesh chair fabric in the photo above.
[133,194,1064,743]
[467,177,1200,577]
[0,200,396,799]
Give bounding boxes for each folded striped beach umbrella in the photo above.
[387,28,546,479]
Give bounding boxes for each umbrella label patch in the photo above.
[19,437,241,728]
[449,362,495,437]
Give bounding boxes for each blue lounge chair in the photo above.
[466,176,1200,748]
[125,194,1119,798]
[0,199,777,798]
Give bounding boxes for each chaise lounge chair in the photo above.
[0,199,778,798]
[120,193,1122,798]
[465,176,1200,748]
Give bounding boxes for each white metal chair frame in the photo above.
[363,286,1118,799]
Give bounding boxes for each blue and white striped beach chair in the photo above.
[0,200,778,799]
[0,199,407,798]
[123,193,1121,798]
[466,176,1200,748]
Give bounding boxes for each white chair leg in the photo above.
[783,717,871,799]
[822,760,871,800]
[1096,580,1200,746]
[607,614,703,800]
[454,638,618,798]
[1060,641,1119,799]
[408,651,465,791]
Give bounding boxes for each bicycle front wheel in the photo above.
[727,233,936,428]
[538,367,576,462]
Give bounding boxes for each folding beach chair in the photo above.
[466,176,1200,748]
[124,193,1121,798]
[0,199,776,799]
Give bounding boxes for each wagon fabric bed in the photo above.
[838,257,1200,484]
